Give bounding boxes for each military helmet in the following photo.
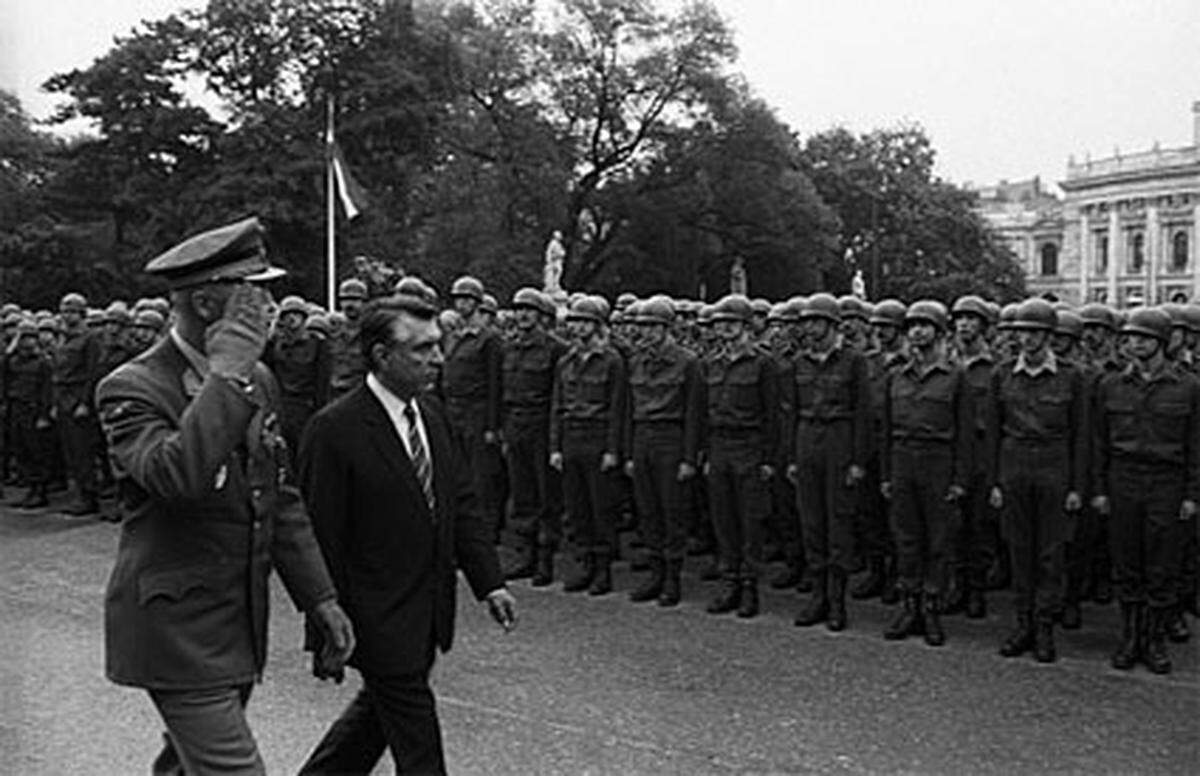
[279,295,309,316]
[711,293,753,323]
[639,295,675,325]
[696,304,716,326]
[3,311,23,328]
[838,295,868,322]
[751,298,772,317]
[394,276,430,299]
[615,292,638,312]
[1182,304,1200,334]
[1121,307,1172,343]
[59,292,87,312]
[1054,310,1084,340]
[997,302,1020,331]
[869,298,907,328]
[1009,298,1056,332]
[480,293,498,315]
[511,287,543,311]
[532,290,558,317]
[36,314,59,332]
[0,302,20,317]
[589,295,611,322]
[801,293,841,323]
[337,278,368,300]
[133,309,166,330]
[951,295,990,323]
[1078,302,1116,331]
[904,299,949,331]
[304,313,330,337]
[785,296,808,320]
[565,296,606,325]
[449,275,485,302]
[1161,303,1189,330]
[104,301,132,326]
[15,317,38,337]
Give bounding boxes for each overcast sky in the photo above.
[3,0,1198,190]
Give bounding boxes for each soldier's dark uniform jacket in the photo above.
[98,338,134,380]
[626,340,704,465]
[263,333,331,453]
[441,325,502,433]
[502,328,567,423]
[96,332,335,690]
[52,326,102,413]
[550,346,627,456]
[702,342,779,464]
[327,323,365,399]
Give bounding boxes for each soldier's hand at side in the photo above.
[600,452,618,472]
[1064,491,1082,512]
[880,481,892,501]
[207,284,270,381]
[1181,500,1197,522]
[49,406,58,421]
[73,403,90,419]
[486,588,517,632]
[623,460,635,478]
[677,461,696,482]
[1091,495,1110,516]
[702,460,712,477]
[759,464,775,482]
[845,464,865,487]
[946,484,966,502]
[484,430,499,446]
[989,487,1004,510]
[311,599,355,672]
[35,417,51,430]
[549,452,563,471]
[786,463,798,485]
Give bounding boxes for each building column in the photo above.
[1145,206,1159,303]
[1108,206,1120,304]
[1193,205,1200,302]
[1078,213,1090,302]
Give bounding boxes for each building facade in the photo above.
[975,103,1200,306]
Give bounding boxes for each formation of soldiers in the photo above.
[2,276,1197,677]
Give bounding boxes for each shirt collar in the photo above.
[1013,349,1058,377]
[958,345,994,369]
[366,372,422,419]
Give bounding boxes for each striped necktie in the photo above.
[403,402,436,517]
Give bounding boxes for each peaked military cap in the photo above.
[145,216,285,289]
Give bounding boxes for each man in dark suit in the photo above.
[298,293,517,775]
[95,216,356,774]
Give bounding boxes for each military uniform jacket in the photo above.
[785,345,871,469]
[96,334,336,690]
[51,326,102,412]
[264,333,332,408]
[440,326,503,431]
[327,323,365,398]
[624,340,704,464]
[882,355,974,484]
[701,342,779,465]
[3,350,52,417]
[501,328,568,423]
[550,345,627,455]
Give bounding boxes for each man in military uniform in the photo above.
[128,309,166,354]
[624,296,703,606]
[264,295,331,464]
[880,301,972,646]
[95,217,354,773]
[550,296,627,595]
[4,319,54,508]
[788,293,870,631]
[702,294,779,619]
[441,275,505,541]
[51,291,104,516]
[327,278,368,401]
[1092,307,1199,674]
[989,299,1087,663]
[767,299,811,593]
[501,288,568,585]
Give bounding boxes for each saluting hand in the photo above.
[207,284,271,381]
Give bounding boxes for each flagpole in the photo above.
[325,96,337,312]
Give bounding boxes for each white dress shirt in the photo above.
[366,372,432,466]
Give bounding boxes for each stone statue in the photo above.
[543,230,565,295]
[730,256,747,295]
[852,269,866,299]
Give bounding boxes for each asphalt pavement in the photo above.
[1,496,1197,775]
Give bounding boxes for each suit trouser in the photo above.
[707,431,768,580]
[1108,462,1189,610]
[504,414,562,549]
[300,668,445,776]
[889,443,958,595]
[57,409,98,498]
[562,428,618,557]
[999,443,1071,617]
[796,419,858,575]
[631,424,689,562]
[148,683,263,776]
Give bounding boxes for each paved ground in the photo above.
[1,495,1197,775]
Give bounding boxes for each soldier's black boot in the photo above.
[504,541,537,581]
[1143,607,1172,674]
[699,556,721,581]
[922,593,946,647]
[1110,601,1141,670]
[629,558,664,603]
[531,546,555,588]
[795,565,815,594]
[999,611,1035,657]
[794,571,829,627]
[986,548,1012,591]
[884,591,921,641]
[1060,599,1082,630]
[826,568,848,632]
[850,555,886,600]
[588,555,613,596]
[1033,616,1057,663]
[965,585,987,619]
[736,579,759,619]
[940,570,967,615]
[63,493,99,517]
[770,558,804,590]
[707,575,741,614]
[20,484,49,509]
[563,553,595,593]
[1166,605,1191,644]
[879,556,900,605]
[658,560,682,607]
[1092,565,1113,605]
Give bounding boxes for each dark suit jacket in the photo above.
[96,336,336,690]
[298,383,504,676]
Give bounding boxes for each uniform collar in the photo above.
[1013,349,1057,377]
[170,326,209,379]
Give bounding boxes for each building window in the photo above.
[1125,286,1145,307]
[1090,288,1108,303]
[1096,233,1108,274]
[1039,243,1058,276]
[1128,232,1145,273]
[1172,231,1189,272]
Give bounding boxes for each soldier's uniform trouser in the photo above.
[631,424,689,562]
[796,419,858,574]
[504,414,561,549]
[856,450,891,567]
[447,401,503,538]
[959,466,999,591]
[57,401,98,498]
[562,423,618,558]
[999,442,1070,617]
[707,430,768,580]
[1108,462,1189,609]
[10,408,52,484]
[1065,503,1103,601]
[771,475,802,564]
[889,442,958,594]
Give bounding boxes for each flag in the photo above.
[328,142,370,220]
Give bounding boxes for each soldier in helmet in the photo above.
[500,288,569,586]
[128,310,166,354]
[327,278,369,401]
[701,294,778,618]
[623,296,703,606]
[550,296,627,595]
[787,293,871,631]
[3,318,54,508]
[1092,307,1199,674]
[263,295,331,464]
[441,275,505,541]
[988,299,1088,663]
[838,296,870,352]
[880,301,972,646]
[766,300,810,594]
[51,292,105,516]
